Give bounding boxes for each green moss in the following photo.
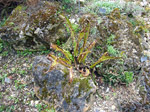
[4,5,27,27]
[110,8,121,19]
[72,78,92,95]
[78,78,92,94]
[64,96,71,104]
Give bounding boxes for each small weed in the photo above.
[0,17,7,27]
[11,68,17,74]
[0,105,15,112]
[105,95,110,100]
[96,63,103,69]
[3,64,8,69]
[14,80,26,90]
[0,42,3,52]
[107,34,115,45]
[18,70,27,75]
[1,51,9,57]
[40,50,50,55]
[107,45,119,56]
[0,92,2,98]
[56,40,61,46]
[8,96,19,103]
[29,64,33,70]
[17,49,36,56]
[72,23,80,32]
[0,73,7,84]
[35,104,43,111]
[124,71,134,84]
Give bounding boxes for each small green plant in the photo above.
[61,0,75,13]
[56,40,61,46]
[0,73,7,84]
[14,80,26,90]
[1,51,8,57]
[0,17,7,27]
[0,42,3,52]
[18,70,27,75]
[107,45,118,56]
[46,15,120,82]
[72,23,80,32]
[0,105,15,112]
[124,71,134,84]
[35,104,43,111]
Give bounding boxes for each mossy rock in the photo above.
[95,8,148,72]
[0,1,68,51]
[32,56,96,112]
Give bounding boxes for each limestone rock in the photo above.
[96,9,144,70]
[0,1,68,51]
[32,56,96,112]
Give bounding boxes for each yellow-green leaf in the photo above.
[51,43,72,62]
[80,23,90,53]
[90,52,120,68]
[78,51,91,63]
[74,32,85,56]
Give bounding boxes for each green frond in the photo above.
[90,52,121,68]
[74,32,85,56]
[77,51,91,63]
[80,23,90,54]
[61,14,77,52]
[78,40,97,63]
[46,58,58,73]
[51,43,72,62]
[57,57,71,67]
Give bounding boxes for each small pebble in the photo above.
[99,8,106,14]
[106,88,110,93]
[5,77,11,83]
[23,63,27,67]
[111,105,116,110]
[35,101,39,105]
[30,100,34,106]
[141,56,147,62]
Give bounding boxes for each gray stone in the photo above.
[0,1,68,51]
[32,56,96,112]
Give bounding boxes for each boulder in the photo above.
[0,1,68,51]
[96,8,145,70]
[32,56,96,112]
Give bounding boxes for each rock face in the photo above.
[0,1,67,51]
[32,56,96,112]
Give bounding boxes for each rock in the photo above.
[70,18,76,23]
[96,8,144,70]
[141,56,148,62]
[99,8,106,14]
[0,1,68,51]
[32,56,96,112]
[111,105,116,110]
[5,77,11,83]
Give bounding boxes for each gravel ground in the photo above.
[0,51,148,112]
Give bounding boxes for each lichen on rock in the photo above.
[96,8,146,70]
[32,56,96,112]
[0,1,68,51]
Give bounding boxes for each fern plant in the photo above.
[46,15,120,83]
